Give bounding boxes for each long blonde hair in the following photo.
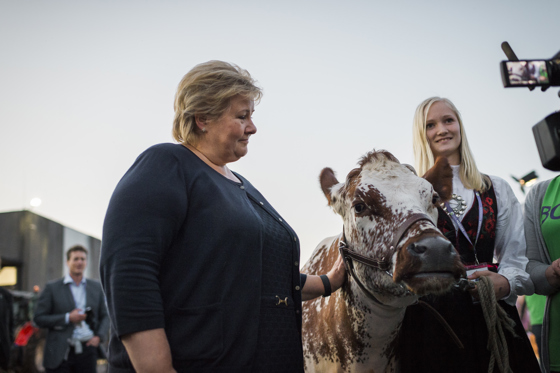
[412,97,490,192]
[172,60,262,146]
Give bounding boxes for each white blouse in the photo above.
[449,165,534,305]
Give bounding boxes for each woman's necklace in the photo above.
[183,143,240,182]
[441,193,467,217]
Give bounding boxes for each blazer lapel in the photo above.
[86,280,95,310]
[61,280,76,311]
[85,281,99,332]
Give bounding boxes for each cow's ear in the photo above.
[422,157,453,202]
[319,167,339,205]
[403,164,417,175]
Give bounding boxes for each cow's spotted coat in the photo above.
[302,151,464,373]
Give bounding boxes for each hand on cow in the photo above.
[327,254,347,293]
[467,270,511,301]
[301,254,347,301]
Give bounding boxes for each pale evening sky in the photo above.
[1,0,558,264]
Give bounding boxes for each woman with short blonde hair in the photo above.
[101,60,345,373]
[399,96,539,373]
[172,60,263,146]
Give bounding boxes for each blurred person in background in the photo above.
[34,245,109,373]
[524,293,547,360]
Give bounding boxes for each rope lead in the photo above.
[476,276,517,373]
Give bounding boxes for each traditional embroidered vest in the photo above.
[437,183,498,265]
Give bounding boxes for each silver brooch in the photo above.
[441,193,467,217]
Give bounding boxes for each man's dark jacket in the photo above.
[34,278,110,370]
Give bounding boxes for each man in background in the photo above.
[0,258,14,372]
[34,245,109,373]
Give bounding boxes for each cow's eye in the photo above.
[354,203,366,214]
[432,192,440,205]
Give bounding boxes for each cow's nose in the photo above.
[408,242,427,254]
[406,236,455,257]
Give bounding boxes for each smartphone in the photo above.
[500,60,550,87]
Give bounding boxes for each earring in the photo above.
[202,128,207,133]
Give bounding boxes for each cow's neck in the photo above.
[346,281,418,372]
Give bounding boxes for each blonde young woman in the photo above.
[398,97,540,373]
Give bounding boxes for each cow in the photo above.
[302,150,465,373]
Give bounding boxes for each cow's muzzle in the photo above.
[395,235,465,294]
[407,235,457,270]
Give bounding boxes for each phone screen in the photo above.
[502,60,550,86]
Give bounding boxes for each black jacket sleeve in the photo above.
[100,145,188,337]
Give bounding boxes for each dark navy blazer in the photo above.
[100,143,303,373]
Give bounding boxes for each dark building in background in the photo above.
[0,210,101,292]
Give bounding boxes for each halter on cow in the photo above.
[302,150,465,373]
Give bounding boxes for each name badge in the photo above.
[465,263,498,277]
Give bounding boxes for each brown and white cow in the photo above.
[302,150,465,373]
